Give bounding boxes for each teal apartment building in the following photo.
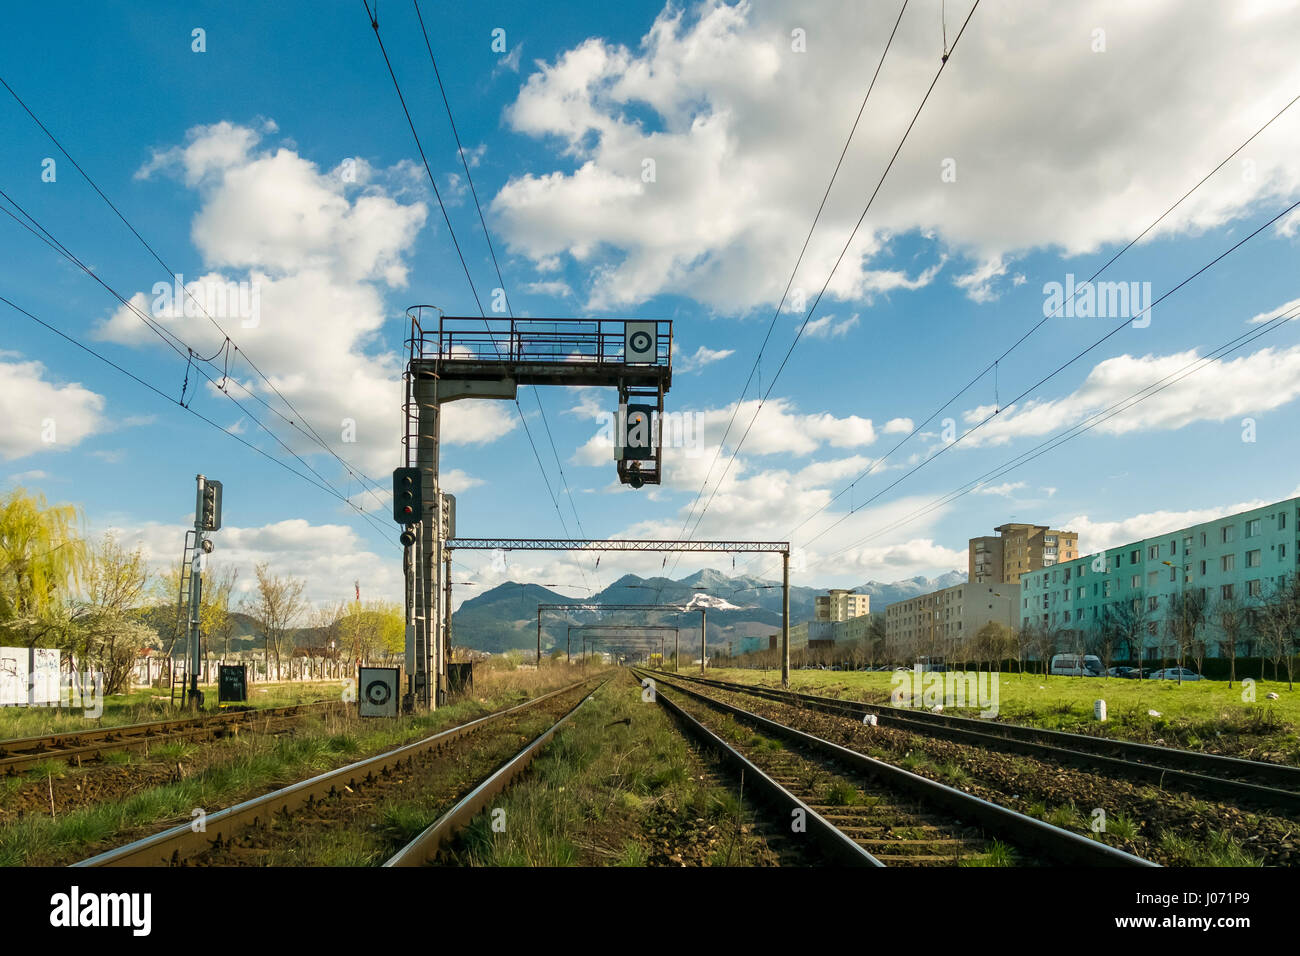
[1019,496,1300,660]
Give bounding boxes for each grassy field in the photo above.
[445,673,776,866]
[0,679,347,740]
[704,667,1300,764]
[0,665,604,866]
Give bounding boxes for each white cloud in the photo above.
[0,356,106,460]
[883,417,914,435]
[524,280,573,297]
[108,517,401,608]
[93,121,528,477]
[973,480,1027,497]
[961,343,1300,446]
[1249,296,1300,324]
[676,345,735,373]
[801,313,860,339]
[1060,499,1274,557]
[491,1,1300,314]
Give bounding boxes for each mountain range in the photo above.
[450,568,967,655]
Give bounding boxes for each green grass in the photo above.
[448,677,770,867]
[0,668,599,866]
[706,667,1300,763]
[0,679,349,740]
[1159,830,1262,866]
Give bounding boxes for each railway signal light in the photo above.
[197,477,222,531]
[393,467,422,523]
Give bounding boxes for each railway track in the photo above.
[655,670,1300,814]
[0,701,344,775]
[72,677,603,867]
[635,669,1155,867]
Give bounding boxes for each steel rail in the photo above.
[636,669,1156,867]
[658,671,1300,812]
[384,678,611,866]
[0,700,343,775]
[71,678,598,867]
[642,674,883,866]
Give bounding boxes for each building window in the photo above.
[1281,513,1288,530]
[1148,545,1159,560]
[1147,571,1159,588]
[1221,525,1236,544]
[1281,544,1287,560]
[1131,575,1141,589]
[1247,549,1261,568]
[1170,540,1177,555]
[1130,550,1140,564]
[1222,583,1235,600]
[1246,518,1261,538]
[1200,532,1207,547]
[1248,579,1261,597]
[1148,596,1159,611]
[1200,560,1207,576]
[1169,567,1177,583]
[1221,554,1235,572]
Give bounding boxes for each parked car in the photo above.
[1050,653,1104,676]
[1108,666,1145,679]
[1150,667,1204,681]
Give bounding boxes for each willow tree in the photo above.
[0,488,87,647]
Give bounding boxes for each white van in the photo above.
[1050,653,1104,676]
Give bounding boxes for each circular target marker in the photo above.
[629,330,652,354]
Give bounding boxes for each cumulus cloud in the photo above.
[94,121,486,477]
[108,517,401,608]
[492,1,1300,314]
[0,355,106,460]
[675,345,735,373]
[960,343,1300,446]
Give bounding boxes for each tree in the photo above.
[244,563,307,681]
[201,566,239,661]
[973,620,1014,673]
[70,533,152,694]
[1259,576,1299,689]
[1211,594,1247,689]
[0,488,87,647]
[1102,595,1151,677]
[1166,589,1207,682]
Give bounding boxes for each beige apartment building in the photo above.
[969,523,1078,584]
[814,589,871,622]
[884,583,1016,661]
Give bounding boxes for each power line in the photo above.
[410,0,601,589]
[0,195,400,548]
[787,195,1300,560]
[361,0,594,590]
[824,302,1300,563]
[676,0,981,560]
[0,74,392,515]
[0,292,400,550]
[668,0,913,564]
[774,90,1300,548]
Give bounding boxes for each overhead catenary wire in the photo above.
[0,196,400,549]
[770,90,1300,550]
[362,0,593,589]
[666,0,914,578]
[411,0,601,589]
[671,0,982,585]
[823,302,1300,563]
[0,74,394,516]
[0,292,400,550]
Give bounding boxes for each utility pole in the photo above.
[781,549,790,688]
[700,605,707,673]
[185,474,221,710]
[443,549,452,676]
[536,608,543,667]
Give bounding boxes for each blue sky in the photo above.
[2,0,1299,609]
